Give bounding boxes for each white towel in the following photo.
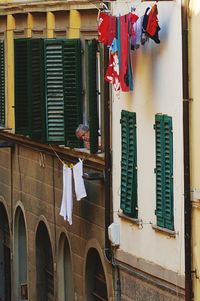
[73,159,87,201]
[60,164,73,225]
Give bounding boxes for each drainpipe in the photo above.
[104,44,112,263]
[181,1,192,300]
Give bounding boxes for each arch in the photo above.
[36,221,54,301]
[0,202,11,301]
[13,206,28,300]
[57,232,74,301]
[85,245,108,301]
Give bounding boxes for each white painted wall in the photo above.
[112,0,185,275]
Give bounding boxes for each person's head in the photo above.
[75,124,90,142]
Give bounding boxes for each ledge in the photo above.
[0,130,105,170]
[0,0,98,15]
[118,212,141,226]
[151,224,178,238]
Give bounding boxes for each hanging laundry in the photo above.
[60,164,73,225]
[73,159,87,201]
[131,16,143,50]
[146,4,160,44]
[105,38,120,91]
[119,14,131,92]
[129,11,139,50]
[141,7,151,45]
[98,12,117,46]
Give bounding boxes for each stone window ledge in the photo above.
[152,224,178,238]
[118,212,142,226]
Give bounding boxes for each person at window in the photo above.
[75,124,90,150]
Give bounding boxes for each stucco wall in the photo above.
[112,0,185,278]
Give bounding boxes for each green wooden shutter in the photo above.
[29,39,45,141]
[163,115,174,230]
[63,39,82,147]
[155,114,165,227]
[88,39,99,154]
[120,110,138,218]
[155,114,174,230]
[14,39,31,135]
[44,39,65,143]
[0,41,5,127]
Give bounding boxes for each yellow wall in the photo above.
[69,10,81,38]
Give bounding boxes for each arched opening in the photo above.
[85,248,108,301]
[36,221,54,301]
[14,208,28,300]
[0,203,11,301]
[58,233,74,301]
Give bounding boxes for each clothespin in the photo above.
[70,163,74,169]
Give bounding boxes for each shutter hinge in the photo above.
[120,119,122,124]
[155,209,157,215]
[81,49,84,54]
[153,124,156,130]
[154,168,156,173]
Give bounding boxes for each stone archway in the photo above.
[0,203,11,301]
[85,248,108,301]
[36,221,54,301]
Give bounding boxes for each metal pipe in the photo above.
[104,44,112,263]
[181,1,192,300]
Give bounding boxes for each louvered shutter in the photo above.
[29,39,45,141]
[120,110,138,218]
[63,39,82,147]
[163,115,174,230]
[155,114,165,227]
[44,39,65,143]
[14,39,31,135]
[88,39,99,154]
[155,114,174,230]
[0,41,5,127]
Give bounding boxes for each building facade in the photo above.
[0,1,114,300]
[111,1,186,300]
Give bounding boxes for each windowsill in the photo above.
[118,212,142,226]
[152,224,178,238]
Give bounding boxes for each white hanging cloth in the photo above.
[59,164,73,225]
[73,159,87,201]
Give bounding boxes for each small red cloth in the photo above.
[98,12,117,46]
[146,4,159,37]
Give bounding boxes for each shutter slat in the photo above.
[63,39,83,147]
[14,39,30,135]
[155,114,174,230]
[44,40,65,143]
[120,110,137,218]
[30,39,45,141]
[88,39,99,154]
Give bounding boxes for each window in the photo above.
[154,114,174,230]
[0,40,5,128]
[14,38,102,153]
[120,110,138,218]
